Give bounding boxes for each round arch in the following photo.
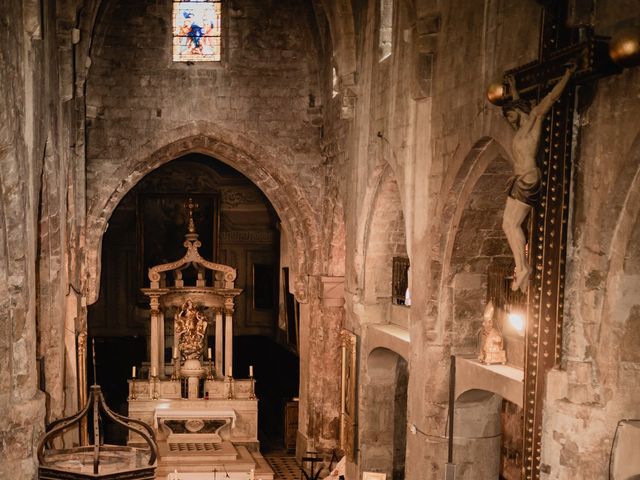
[360,347,409,480]
[84,122,321,304]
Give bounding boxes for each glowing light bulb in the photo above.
[508,312,525,334]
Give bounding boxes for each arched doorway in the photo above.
[87,154,299,449]
[360,347,408,480]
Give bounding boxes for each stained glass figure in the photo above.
[173,0,222,62]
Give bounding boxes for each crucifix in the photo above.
[488,2,638,479]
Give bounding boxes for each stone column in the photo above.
[215,308,223,377]
[149,296,161,378]
[224,297,234,377]
[158,310,165,378]
[300,276,345,456]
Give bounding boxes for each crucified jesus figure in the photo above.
[502,63,576,292]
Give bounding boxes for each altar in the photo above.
[126,199,274,480]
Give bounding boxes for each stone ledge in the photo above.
[455,356,524,407]
[364,324,410,360]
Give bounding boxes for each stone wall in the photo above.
[1,1,639,479]
[0,0,84,476]
[84,0,323,238]
[82,0,345,460]
[539,6,640,475]
[340,0,640,479]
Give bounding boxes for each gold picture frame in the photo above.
[340,329,357,460]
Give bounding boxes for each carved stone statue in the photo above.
[478,300,506,365]
[174,299,208,360]
[501,64,576,292]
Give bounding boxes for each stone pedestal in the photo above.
[181,359,204,399]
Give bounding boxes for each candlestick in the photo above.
[249,365,254,377]
[173,347,178,359]
[226,373,234,399]
[206,358,214,380]
[227,366,232,377]
[208,347,212,359]
[171,355,181,381]
[132,366,136,378]
[249,375,256,400]
[151,369,158,400]
[129,377,137,400]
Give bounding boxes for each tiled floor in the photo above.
[265,455,300,480]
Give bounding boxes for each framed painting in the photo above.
[340,329,357,460]
[136,193,220,294]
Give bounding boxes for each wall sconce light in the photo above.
[507,310,525,334]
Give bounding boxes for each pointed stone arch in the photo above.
[84,122,321,305]
[596,131,640,387]
[319,0,357,80]
[355,162,408,306]
[431,137,511,343]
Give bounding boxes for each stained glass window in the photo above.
[173,0,222,62]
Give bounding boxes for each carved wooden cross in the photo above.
[495,2,629,478]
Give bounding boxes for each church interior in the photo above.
[1,0,639,479]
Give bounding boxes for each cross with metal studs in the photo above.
[488,2,638,478]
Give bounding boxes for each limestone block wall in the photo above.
[83,0,346,460]
[0,0,84,477]
[0,1,45,473]
[339,0,640,479]
[85,0,323,223]
[539,5,640,475]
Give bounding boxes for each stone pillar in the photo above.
[300,276,345,456]
[215,309,223,377]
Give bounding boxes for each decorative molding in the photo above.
[220,230,275,243]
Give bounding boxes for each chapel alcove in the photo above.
[360,347,408,480]
[447,153,526,479]
[362,165,409,327]
[87,154,299,448]
[449,155,515,358]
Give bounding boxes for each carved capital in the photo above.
[319,276,345,307]
[293,274,309,304]
[224,297,235,314]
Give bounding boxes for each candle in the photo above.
[208,347,212,359]
[249,365,254,377]
[250,468,255,480]
[151,366,157,377]
[173,347,178,359]
[227,366,232,377]
[132,366,136,378]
